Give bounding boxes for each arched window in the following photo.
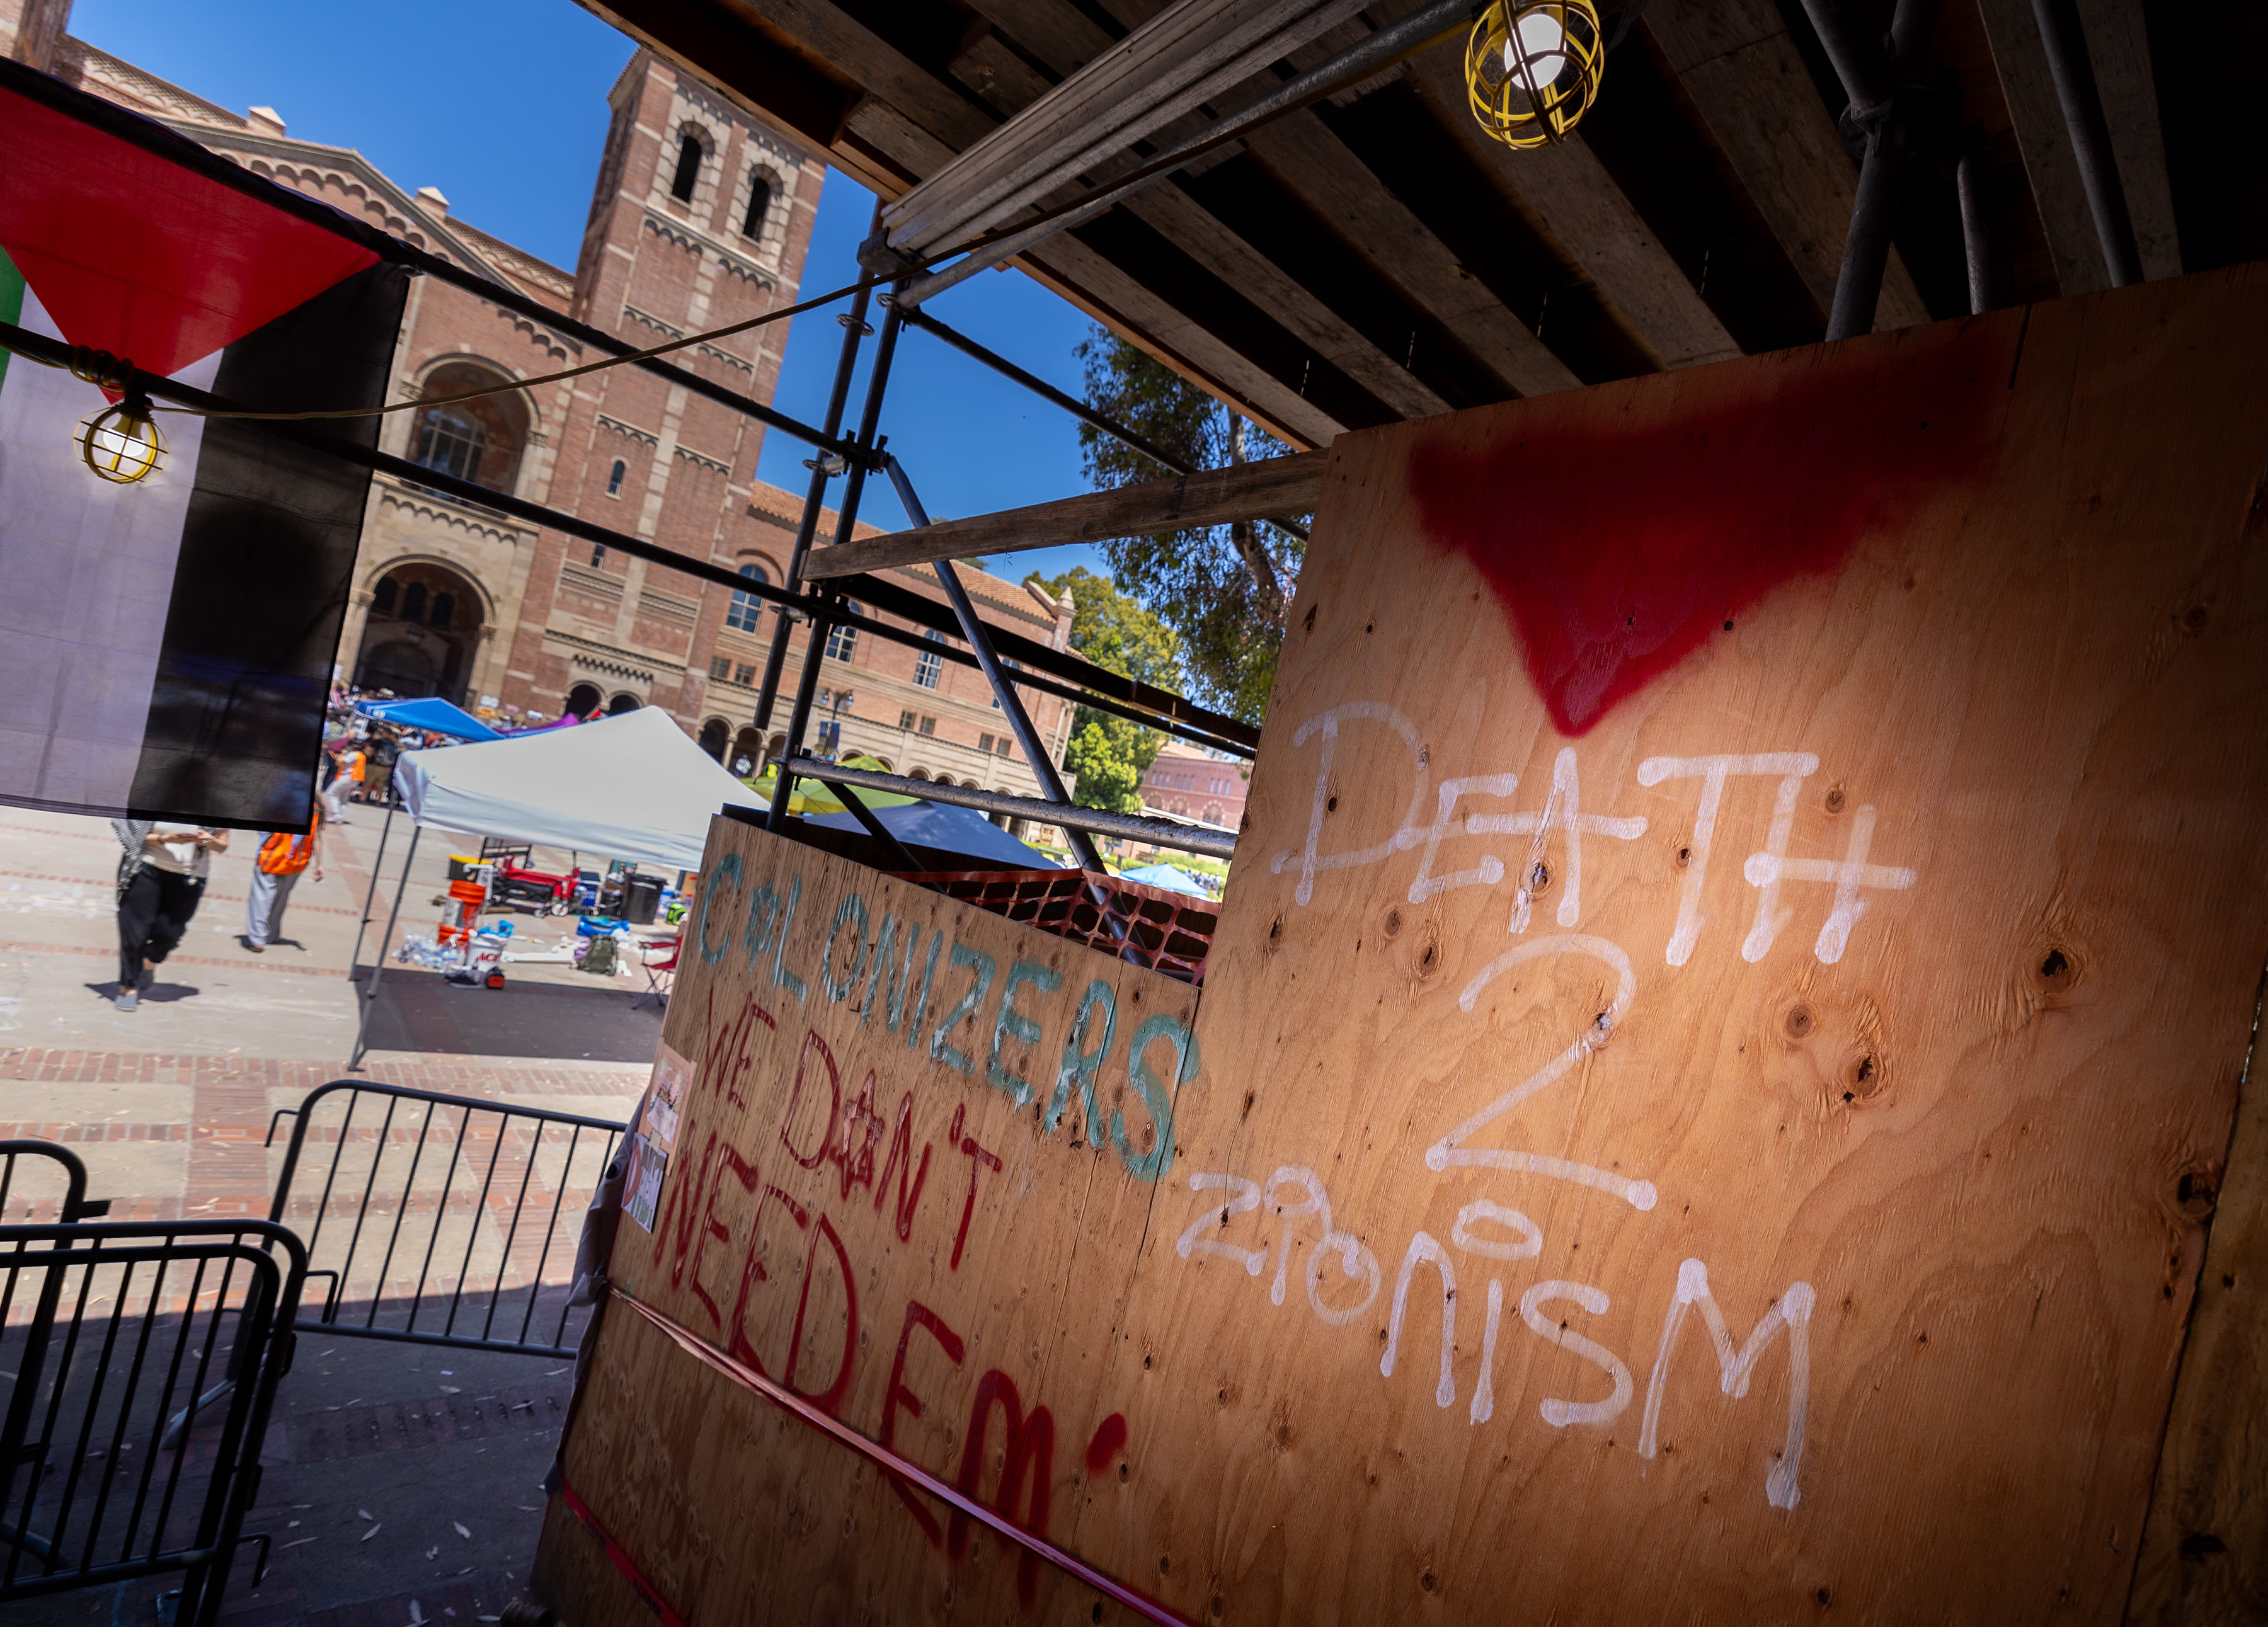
[606,459,626,497]
[725,562,768,631]
[565,683,601,719]
[402,581,429,622]
[430,591,454,630]
[409,363,528,495]
[742,173,772,240]
[372,576,398,616]
[670,132,703,202]
[607,693,641,715]
[410,405,486,484]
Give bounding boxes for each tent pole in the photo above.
[347,799,396,976]
[349,825,420,1074]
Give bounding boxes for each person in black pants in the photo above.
[112,821,227,1012]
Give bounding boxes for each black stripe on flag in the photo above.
[125,262,408,833]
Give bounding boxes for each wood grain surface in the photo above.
[538,265,2268,1624]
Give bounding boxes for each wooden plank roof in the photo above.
[576,0,2260,450]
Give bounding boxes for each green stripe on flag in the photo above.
[0,245,23,393]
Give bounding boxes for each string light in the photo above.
[79,393,168,484]
[1465,0,1603,150]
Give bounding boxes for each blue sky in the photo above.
[71,0,1113,581]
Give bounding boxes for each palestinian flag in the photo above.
[0,59,406,831]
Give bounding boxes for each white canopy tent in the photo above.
[347,708,767,1068]
[392,705,765,872]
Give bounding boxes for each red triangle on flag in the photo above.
[0,84,377,382]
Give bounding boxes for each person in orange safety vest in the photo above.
[244,808,324,952]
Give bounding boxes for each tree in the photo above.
[1024,566,1179,814]
[1075,328,1308,722]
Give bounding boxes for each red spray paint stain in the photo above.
[1084,1412,1130,1475]
[1409,323,2012,736]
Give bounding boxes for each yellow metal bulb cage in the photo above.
[79,399,168,484]
[1465,0,1604,150]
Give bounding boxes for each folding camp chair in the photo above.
[634,937,681,1010]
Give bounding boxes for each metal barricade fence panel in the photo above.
[265,1082,627,1357]
[0,1219,307,1626]
[0,1141,103,1225]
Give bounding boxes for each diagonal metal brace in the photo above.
[883,456,1108,874]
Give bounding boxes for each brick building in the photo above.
[1138,748,1247,831]
[24,10,1077,810]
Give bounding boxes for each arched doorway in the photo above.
[564,683,602,719]
[607,693,642,716]
[730,727,762,778]
[699,719,730,760]
[356,561,483,700]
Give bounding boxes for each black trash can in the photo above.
[622,873,663,926]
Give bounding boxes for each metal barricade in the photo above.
[266,1080,627,1358]
[0,1218,306,1625]
[0,1141,109,1225]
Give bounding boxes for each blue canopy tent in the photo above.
[355,695,504,741]
[801,797,1062,869]
[1119,862,1212,897]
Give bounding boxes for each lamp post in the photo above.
[822,689,856,760]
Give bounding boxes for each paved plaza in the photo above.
[0,803,670,1623]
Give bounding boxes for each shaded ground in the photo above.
[5,1302,576,1626]
[355,960,661,1065]
[0,803,668,1623]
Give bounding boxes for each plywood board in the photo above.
[541,823,1202,1623]
[541,265,2268,1624]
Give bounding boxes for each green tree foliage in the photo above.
[1025,566,1180,814]
[1075,328,1308,722]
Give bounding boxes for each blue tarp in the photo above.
[1120,862,1212,897]
[356,696,504,741]
[801,799,1062,870]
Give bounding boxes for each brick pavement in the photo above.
[0,806,658,1623]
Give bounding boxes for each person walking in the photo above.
[245,811,323,952]
[317,741,352,825]
[364,729,399,807]
[112,820,227,1011]
[338,739,369,804]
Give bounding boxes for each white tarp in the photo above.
[393,706,765,872]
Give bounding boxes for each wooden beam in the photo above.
[730,0,1000,152]
[1644,0,1932,331]
[1394,47,1739,370]
[1237,109,1584,399]
[1011,235,1343,448]
[1974,0,2182,295]
[963,0,1118,80]
[1122,179,1458,421]
[577,0,861,155]
[1315,76,1676,382]
[802,450,1327,578]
